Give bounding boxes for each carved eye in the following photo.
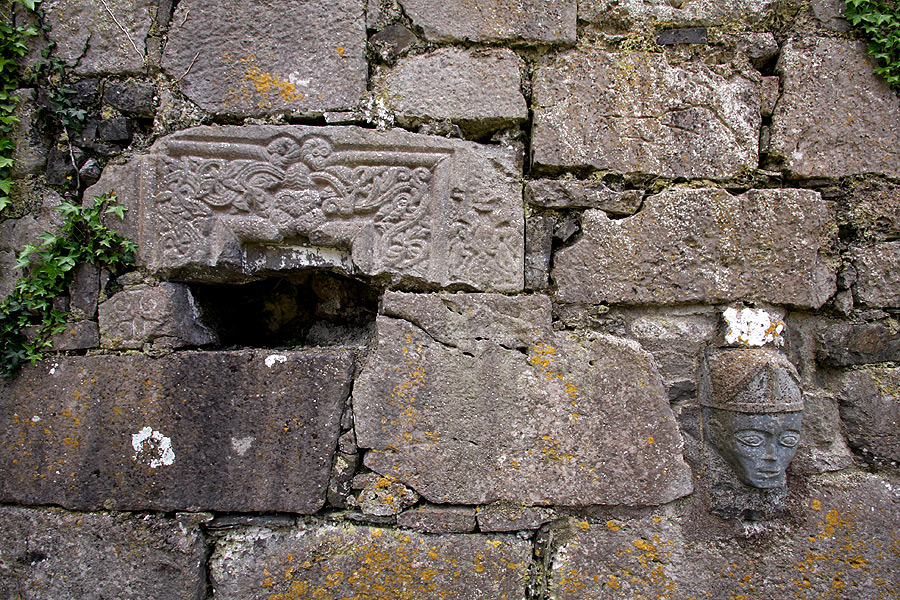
[779,432,800,447]
[734,431,764,447]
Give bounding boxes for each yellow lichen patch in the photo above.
[812,499,822,511]
[225,53,302,109]
[606,520,620,531]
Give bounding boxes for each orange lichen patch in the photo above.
[812,499,822,511]
[224,53,302,109]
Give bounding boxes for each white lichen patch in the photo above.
[723,307,784,347]
[231,436,254,456]
[264,354,288,368]
[132,426,175,468]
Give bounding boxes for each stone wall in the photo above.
[2,0,900,598]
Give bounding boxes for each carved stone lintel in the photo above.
[86,126,524,292]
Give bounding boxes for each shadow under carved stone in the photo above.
[86,125,523,291]
[353,292,693,506]
[0,350,353,512]
[0,507,208,600]
[553,188,837,308]
[210,523,532,600]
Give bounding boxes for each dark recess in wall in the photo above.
[190,272,380,348]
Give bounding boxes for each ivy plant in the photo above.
[0,192,136,378]
[0,0,40,213]
[845,0,900,90]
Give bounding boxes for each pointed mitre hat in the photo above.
[701,348,803,413]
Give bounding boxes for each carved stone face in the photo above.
[705,409,802,489]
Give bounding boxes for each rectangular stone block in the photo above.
[525,179,642,215]
[837,368,900,465]
[579,0,776,28]
[98,282,217,349]
[0,350,353,512]
[400,0,576,44]
[86,125,524,291]
[770,38,900,179]
[547,471,900,600]
[850,242,900,307]
[211,522,532,600]
[553,188,838,308]
[44,0,154,75]
[371,47,527,138]
[353,292,693,507]
[162,0,366,117]
[532,48,761,179]
[0,507,207,600]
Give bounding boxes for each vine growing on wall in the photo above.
[0,192,136,378]
[0,0,40,212]
[845,0,900,90]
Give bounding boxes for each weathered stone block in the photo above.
[211,523,532,600]
[356,475,420,516]
[850,242,900,307]
[477,504,555,532]
[98,282,217,349]
[816,320,900,366]
[68,261,100,320]
[0,507,207,600]
[547,471,900,600]
[845,179,900,240]
[103,81,156,118]
[43,0,152,76]
[353,292,693,506]
[49,319,99,351]
[656,27,708,45]
[372,47,527,138]
[400,0,576,44]
[579,0,776,28]
[532,48,761,179]
[0,350,353,512]
[794,390,852,473]
[397,505,477,533]
[770,38,900,179]
[11,88,48,177]
[525,215,554,290]
[162,0,366,117]
[525,179,642,215]
[553,188,837,308]
[837,367,900,465]
[86,125,524,291]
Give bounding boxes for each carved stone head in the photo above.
[701,349,804,489]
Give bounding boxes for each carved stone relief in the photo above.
[86,126,524,292]
[699,347,805,518]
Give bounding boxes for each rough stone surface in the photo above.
[103,81,156,118]
[68,261,100,320]
[49,320,100,351]
[656,27,708,45]
[850,242,900,307]
[11,88,48,177]
[397,505,477,533]
[837,368,900,465]
[579,0,776,28]
[210,523,532,600]
[98,282,217,349]
[42,0,152,76]
[525,179,642,215]
[400,0,576,44]
[162,0,366,117]
[816,319,900,366]
[525,215,553,290]
[0,350,354,512]
[554,188,837,308]
[477,504,555,532]
[356,475,420,516]
[372,47,527,138]
[794,391,853,473]
[353,292,693,506]
[845,179,900,240]
[87,125,524,291]
[0,193,64,298]
[532,48,761,179]
[0,506,207,600]
[547,471,900,600]
[770,37,900,179]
